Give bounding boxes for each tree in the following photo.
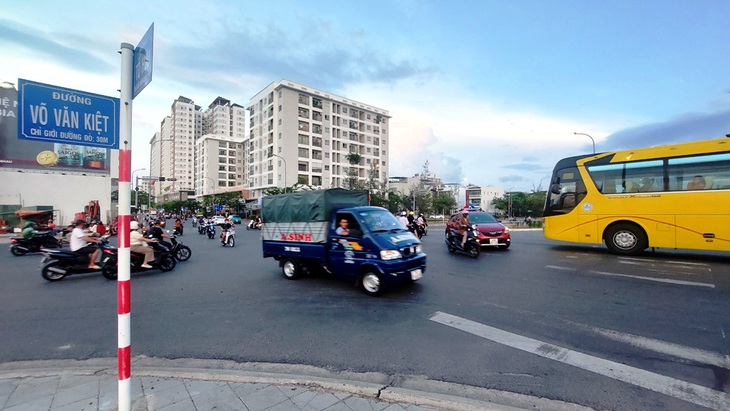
[131,189,150,209]
[432,194,456,215]
[344,153,362,190]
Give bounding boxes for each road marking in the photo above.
[545,265,576,271]
[581,325,730,370]
[430,311,729,411]
[591,270,715,288]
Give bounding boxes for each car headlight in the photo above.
[415,244,422,254]
[503,226,510,233]
[380,249,402,260]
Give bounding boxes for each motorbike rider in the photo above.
[148,220,173,251]
[22,221,37,239]
[130,221,156,268]
[458,210,471,247]
[398,211,409,229]
[173,218,184,235]
[70,219,102,269]
[220,218,234,243]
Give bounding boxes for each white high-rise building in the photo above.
[150,96,246,204]
[149,96,202,201]
[246,79,390,199]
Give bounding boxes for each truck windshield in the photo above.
[358,209,405,232]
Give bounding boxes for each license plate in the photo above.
[489,239,499,245]
[411,269,423,280]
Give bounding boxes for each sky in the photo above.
[2,0,729,192]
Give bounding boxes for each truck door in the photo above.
[329,212,367,278]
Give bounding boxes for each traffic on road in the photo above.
[1,220,729,411]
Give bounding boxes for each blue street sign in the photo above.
[133,23,154,98]
[17,79,120,149]
[214,205,223,211]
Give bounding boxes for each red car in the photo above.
[446,212,511,249]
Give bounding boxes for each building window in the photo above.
[312,137,322,147]
[298,161,309,172]
[312,150,322,160]
[298,134,309,145]
[298,108,309,118]
[298,148,309,158]
[298,121,309,132]
[312,124,322,134]
[312,176,322,185]
[325,165,330,171]
[298,94,309,105]
[312,98,322,109]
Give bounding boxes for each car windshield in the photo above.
[466,213,498,224]
[357,209,405,232]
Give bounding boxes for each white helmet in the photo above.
[130,221,139,230]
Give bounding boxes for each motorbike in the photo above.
[10,232,62,256]
[173,226,183,236]
[99,239,177,280]
[246,218,262,230]
[191,219,197,228]
[413,221,426,239]
[445,225,481,258]
[39,237,115,281]
[206,222,216,239]
[169,233,192,261]
[220,226,235,247]
[198,222,206,234]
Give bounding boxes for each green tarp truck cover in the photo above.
[261,189,368,223]
[261,189,368,243]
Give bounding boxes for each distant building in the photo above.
[246,79,390,199]
[464,185,504,213]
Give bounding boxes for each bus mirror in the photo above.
[550,184,561,194]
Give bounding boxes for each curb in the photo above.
[0,357,594,411]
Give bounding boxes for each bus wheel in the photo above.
[605,223,647,256]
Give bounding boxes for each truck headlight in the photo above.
[380,249,402,260]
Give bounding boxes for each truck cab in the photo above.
[261,190,426,296]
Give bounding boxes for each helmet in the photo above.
[461,209,469,215]
[75,219,86,225]
[401,212,407,216]
[130,221,139,230]
[409,211,414,215]
[25,221,34,227]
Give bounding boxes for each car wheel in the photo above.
[10,245,26,256]
[159,255,177,271]
[361,271,383,296]
[41,261,67,281]
[175,246,191,261]
[604,223,648,256]
[282,259,300,280]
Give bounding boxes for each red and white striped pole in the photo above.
[117,42,134,411]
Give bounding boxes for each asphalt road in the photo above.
[1,222,729,410]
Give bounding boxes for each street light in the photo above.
[202,176,216,212]
[271,153,287,188]
[574,132,596,154]
[132,168,146,212]
[507,186,517,219]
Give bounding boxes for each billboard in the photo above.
[0,86,110,174]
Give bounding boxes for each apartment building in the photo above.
[465,185,505,212]
[246,79,390,199]
[149,96,202,201]
[149,96,246,203]
[193,97,247,201]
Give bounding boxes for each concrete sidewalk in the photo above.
[0,358,592,411]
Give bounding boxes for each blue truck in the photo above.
[261,189,426,296]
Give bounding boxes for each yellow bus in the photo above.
[543,137,730,255]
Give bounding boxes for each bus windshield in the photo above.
[544,165,587,216]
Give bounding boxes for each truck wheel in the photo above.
[282,259,300,280]
[361,271,383,296]
[604,223,647,256]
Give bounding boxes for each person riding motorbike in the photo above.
[130,221,156,268]
[220,218,234,244]
[148,220,173,251]
[70,219,102,269]
[173,218,184,235]
[458,210,471,247]
[22,221,37,239]
[398,211,409,229]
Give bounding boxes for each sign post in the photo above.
[117,23,153,411]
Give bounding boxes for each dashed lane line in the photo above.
[591,270,715,288]
[430,311,729,411]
